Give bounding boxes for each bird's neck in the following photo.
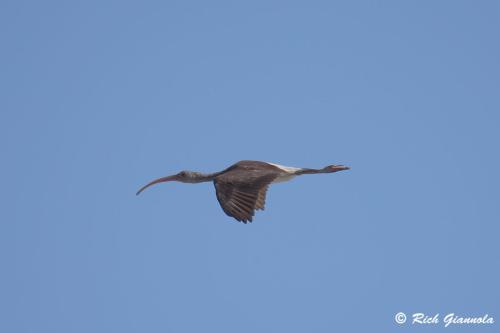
[190,172,221,183]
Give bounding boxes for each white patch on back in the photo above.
[266,162,302,174]
[266,162,303,184]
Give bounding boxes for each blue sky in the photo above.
[1,1,499,332]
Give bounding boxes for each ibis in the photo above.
[137,160,349,223]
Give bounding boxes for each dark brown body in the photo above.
[137,160,349,223]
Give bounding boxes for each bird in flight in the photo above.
[137,160,349,223]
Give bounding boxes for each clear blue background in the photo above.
[1,1,499,332]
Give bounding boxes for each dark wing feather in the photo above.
[213,167,278,223]
[255,185,269,210]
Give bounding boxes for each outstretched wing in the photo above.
[213,169,277,223]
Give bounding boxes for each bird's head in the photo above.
[136,170,206,195]
[175,170,206,183]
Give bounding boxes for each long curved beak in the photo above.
[136,175,177,195]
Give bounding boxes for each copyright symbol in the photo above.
[395,312,407,324]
